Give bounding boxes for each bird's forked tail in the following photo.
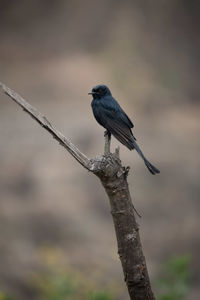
[131,139,160,175]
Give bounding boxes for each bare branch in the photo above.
[0,82,91,170]
[0,82,155,299]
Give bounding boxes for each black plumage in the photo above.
[89,84,160,175]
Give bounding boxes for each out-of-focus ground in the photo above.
[0,1,200,299]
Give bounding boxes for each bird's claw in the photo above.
[104,130,109,137]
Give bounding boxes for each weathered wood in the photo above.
[91,153,155,299]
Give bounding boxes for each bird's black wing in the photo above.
[121,110,134,128]
[106,114,136,150]
[112,98,134,128]
[95,101,136,150]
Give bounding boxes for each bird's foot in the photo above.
[104,130,109,137]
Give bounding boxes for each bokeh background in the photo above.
[0,1,200,299]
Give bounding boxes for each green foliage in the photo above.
[31,246,113,300]
[34,272,76,300]
[157,255,190,300]
[0,251,191,300]
[33,269,113,300]
[0,292,13,300]
[88,291,112,300]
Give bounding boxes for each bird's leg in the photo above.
[104,130,110,137]
[104,130,111,155]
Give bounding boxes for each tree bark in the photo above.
[91,150,155,300]
[0,82,155,299]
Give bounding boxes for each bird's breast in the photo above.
[91,99,105,127]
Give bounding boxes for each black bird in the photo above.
[89,84,160,175]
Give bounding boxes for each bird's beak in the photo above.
[88,91,95,95]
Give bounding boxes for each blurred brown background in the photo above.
[0,1,200,299]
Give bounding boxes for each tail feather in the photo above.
[131,139,160,175]
[144,159,160,175]
[107,125,160,175]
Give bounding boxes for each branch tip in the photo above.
[0,83,91,171]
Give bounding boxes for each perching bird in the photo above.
[89,84,160,175]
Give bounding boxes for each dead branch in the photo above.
[0,82,155,300]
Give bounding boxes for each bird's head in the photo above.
[88,84,111,99]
